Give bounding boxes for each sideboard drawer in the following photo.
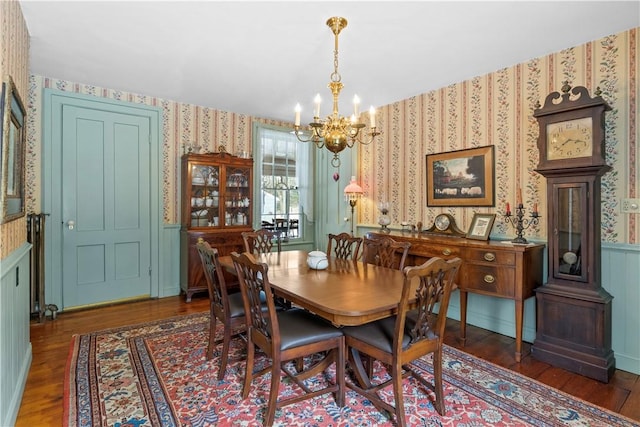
[464,248,516,265]
[409,242,463,259]
[463,264,516,297]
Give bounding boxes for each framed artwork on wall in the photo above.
[426,145,495,207]
[1,76,26,223]
[466,213,496,240]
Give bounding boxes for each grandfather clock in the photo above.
[531,82,615,382]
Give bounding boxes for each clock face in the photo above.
[435,214,450,231]
[546,117,593,160]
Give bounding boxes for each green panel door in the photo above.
[61,105,151,308]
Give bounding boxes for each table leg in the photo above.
[459,290,468,346]
[347,347,371,389]
[514,299,523,362]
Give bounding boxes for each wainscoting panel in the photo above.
[0,243,32,426]
[602,242,640,375]
[161,224,182,298]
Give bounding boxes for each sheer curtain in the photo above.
[296,138,313,222]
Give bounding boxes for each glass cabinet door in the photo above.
[223,166,251,227]
[554,183,587,281]
[190,164,220,227]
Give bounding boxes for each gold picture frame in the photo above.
[1,76,26,223]
[426,145,495,207]
[466,213,496,241]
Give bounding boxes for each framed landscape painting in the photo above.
[1,76,26,223]
[426,145,495,207]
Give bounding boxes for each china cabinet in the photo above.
[180,152,253,301]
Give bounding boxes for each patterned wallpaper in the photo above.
[26,77,290,225]
[359,28,639,244]
[0,0,29,260]
[6,2,639,261]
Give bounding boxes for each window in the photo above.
[254,124,313,240]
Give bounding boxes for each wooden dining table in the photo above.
[218,250,417,327]
[218,250,421,389]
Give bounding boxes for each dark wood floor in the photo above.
[16,296,640,425]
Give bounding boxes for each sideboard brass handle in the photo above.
[442,248,451,256]
[484,252,496,262]
[484,274,495,283]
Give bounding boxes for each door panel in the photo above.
[61,105,151,308]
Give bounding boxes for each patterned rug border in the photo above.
[64,312,639,427]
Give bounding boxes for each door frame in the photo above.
[42,90,162,309]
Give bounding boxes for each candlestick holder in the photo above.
[504,205,540,244]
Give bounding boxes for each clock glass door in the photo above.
[555,184,586,281]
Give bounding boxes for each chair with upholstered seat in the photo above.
[231,251,345,427]
[327,232,363,261]
[362,234,411,271]
[343,256,462,426]
[242,228,282,255]
[196,238,252,380]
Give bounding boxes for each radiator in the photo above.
[27,213,56,322]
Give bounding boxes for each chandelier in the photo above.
[294,17,379,168]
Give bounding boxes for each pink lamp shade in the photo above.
[344,176,363,202]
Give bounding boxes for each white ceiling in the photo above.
[19,1,640,123]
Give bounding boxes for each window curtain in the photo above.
[296,139,313,222]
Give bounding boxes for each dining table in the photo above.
[218,249,420,389]
[217,250,418,327]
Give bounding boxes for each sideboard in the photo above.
[368,231,545,362]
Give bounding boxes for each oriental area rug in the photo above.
[64,312,637,427]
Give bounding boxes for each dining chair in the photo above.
[327,232,363,261]
[242,228,282,255]
[362,234,412,270]
[196,238,254,380]
[231,251,345,427]
[343,256,462,426]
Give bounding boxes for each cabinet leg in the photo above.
[459,290,468,346]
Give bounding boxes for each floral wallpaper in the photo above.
[0,0,29,260]
[359,28,639,244]
[5,2,638,263]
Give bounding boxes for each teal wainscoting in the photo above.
[161,224,182,298]
[602,242,640,375]
[0,242,32,426]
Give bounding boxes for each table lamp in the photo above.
[344,176,364,235]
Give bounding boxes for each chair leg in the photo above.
[206,315,217,360]
[217,321,233,381]
[242,341,255,399]
[335,337,345,407]
[392,362,406,427]
[433,349,446,416]
[265,357,281,427]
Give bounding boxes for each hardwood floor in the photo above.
[16,296,640,425]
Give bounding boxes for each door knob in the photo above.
[67,220,75,230]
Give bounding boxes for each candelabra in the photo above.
[504,203,540,244]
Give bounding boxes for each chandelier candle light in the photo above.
[503,188,540,244]
[344,176,364,236]
[294,17,380,168]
